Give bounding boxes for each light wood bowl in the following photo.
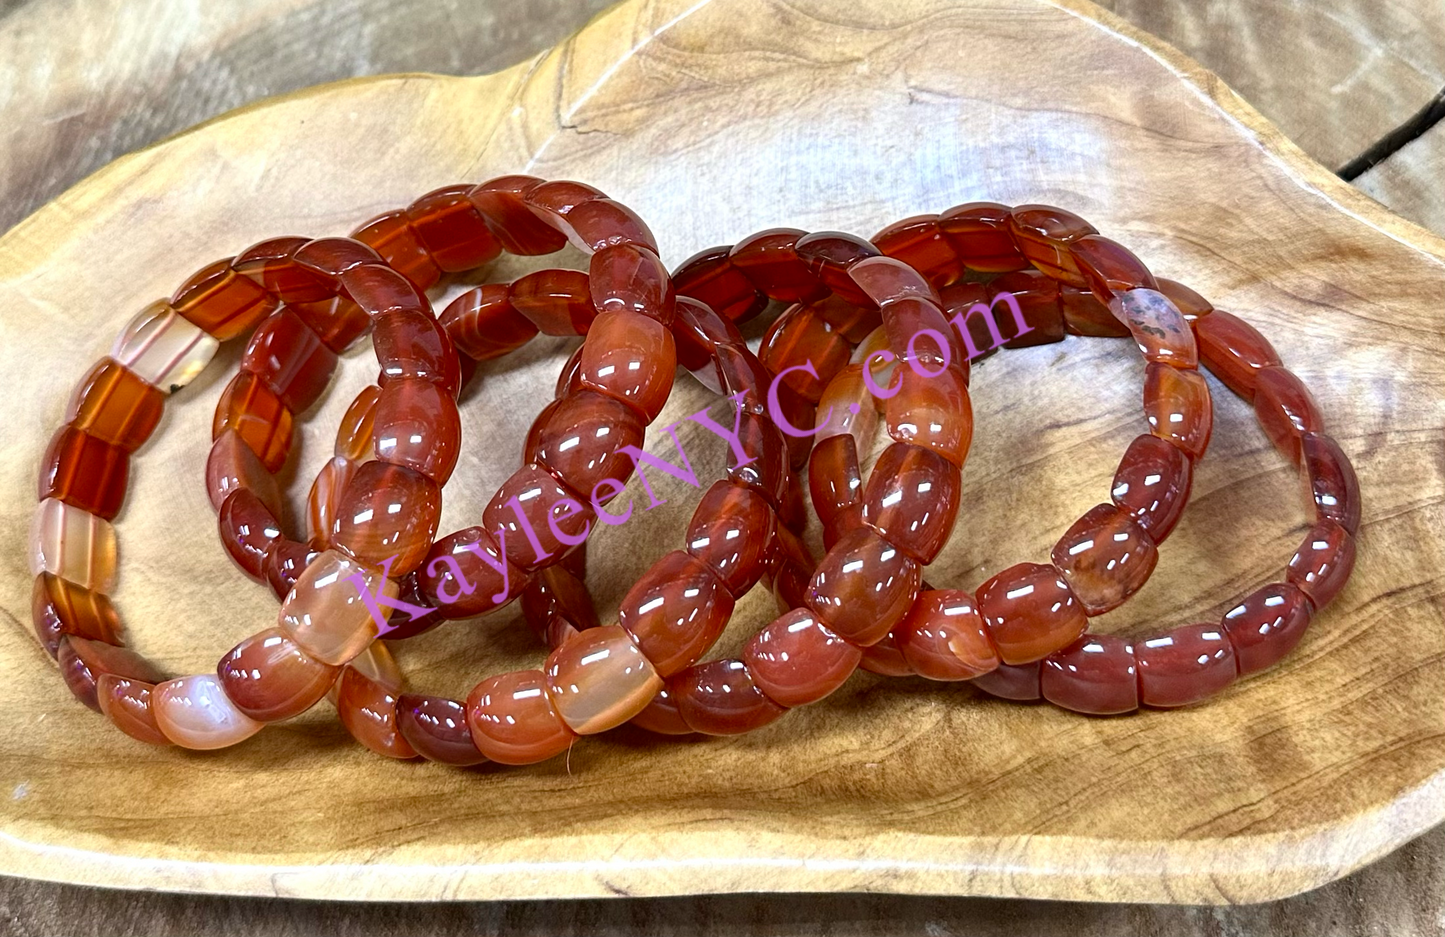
[1,0,1442,905]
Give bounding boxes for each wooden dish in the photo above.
[1,0,1442,905]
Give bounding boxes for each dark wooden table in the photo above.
[2,1,1441,933]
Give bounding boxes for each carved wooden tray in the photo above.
[1,0,1442,905]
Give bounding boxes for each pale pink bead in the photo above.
[153,674,264,749]
[29,498,117,592]
[111,300,219,393]
[543,625,663,735]
[306,456,357,548]
[278,549,393,665]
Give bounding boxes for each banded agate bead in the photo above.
[38,427,128,520]
[1253,367,1323,463]
[1050,503,1158,615]
[331,461,442,575]
[218,489,283,581]
[975,563,1087,665]
[684,481,775,597]
[1286,519,1356,609]
[278,549,393,666]
[371,308,461,397]
[671,659,786,735]
[873,214,963,285]
[618,551,734,676]
[439,284,539,361]
[1136,624,1237,708]
[419,525,525,619]
[65,359,164,451]
[335,385,383,463]
[213,372,293,473]
[1007,204,1096,287]
[305,456,355,548]
[32,573,121,658]
[96,675,171,746]
[373,377,461,483]
[544,625,663,735]
[396,695,488,766]
[744,608,861,707]
[589,243,676,325]
[482,463,594,571]
[337,668,416,759]
[58,636,164,711]
[1144,363,1212,459]
[510,269,595,336]
[30,498,117,592]
[171,258,277,340]
[218,627,339,721]
[241,307,338,413]
[937,202,1030,272]
[113,301,220,393]
[206,429,283,517]
[1195,310,1280,400]
[405,184,502,272]
[728,228,829,303]
[883,368,972,466]
[895,589,999,680]
[1040,634,1139,715]
[970,660,1042,701]
[466,670,576,765]
[860,442,961,564]
[153,673,265,749]
[1110,434,1192,542]
[530,390,643,498]
[760,305,851,403]
[576,310,677,422]
[805,527,920,647]
[1300,433,1361,535]
[1221,582,1313,676]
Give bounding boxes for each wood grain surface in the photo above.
[1358,122,1445,236]
[2,0,1445,932]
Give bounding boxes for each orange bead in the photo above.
[405,184,502,273]
[1040,634,1139,715]
[335,385,382,462]
[1068,234,1158,301]
[674,246,767,323]
[213,371,293,474]
[510,268,595,336]
[206,428,283,517]
[808,433,862,527]
[350,211,442,291]
[1006,204,1096,287]
[728,228,828,303]
[153,674,264,749]
[873,214,963,286]
[1157,278,1214,322]
[976,563,1087,665]
[685,480,776,598]
[1144,363,1213,459]
[618,551,734,677]
[589,243,676,326]
[439,284,538,361]
[805,526,920,647]
[96,675,172,746]
[373,377,461,483]
[468,175,570,255]
[58,636,164,712]
[32,573,122,659]
[1253,366,1323,463]
[744,608,861,707]
[29,498,116,592]
[337,667,417,759]
[305,456,355,549]
[1051,503,1158,615]
[530,390,644,498]
[896,589,999,681]
[466,669,576,765]
[884,367,973,467]
[759,304,851,404]
[671,659,786,735]
[232,236,332,303]
[217,627,339,722]
[241,307,338,413]
[218,489,283,582]
[64,358,163,452]
[937,202,1030,273]
[171,258,278,340]
[112,301,219,393]
[482,463,594,571]
[544,625,663,734]
[860,442,961,564]
[331,461,441,576]
[987,270,1066,348]
[1195,309,1279,400]
[372,308,461,397]
[37,426,128,520]
[576,310,677,422]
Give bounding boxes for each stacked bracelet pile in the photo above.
[28,176,1359,769]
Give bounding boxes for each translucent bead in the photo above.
[217,627,339,722]
[58,636,163,712]
[673,246,767,323]
[671,659,787,735]
[860,442,961,564]
[883,296,965,375]
[805,526,921,647]
[439,283,539,361]
[206,428,283,517]
[1144,363,1212,459]
[37,427,128,520]
[590,243,676,326]
[396,694,488,765]
[522,178,606,220]
[895,589,999,680]
[213,372,292,474]
[482,463,595,571]
[1137,624,1237,708]
[1109,289,1198,369]
[329,640,403,706]
[232,236,331,303]
[64,358,163,452]
[241,307,338,413]
[563,198,656,253]
[728,228,828,303]
[618,551,734,677]
[333,667,415,758]
[970,660,1042,700]
[350,212,441,290]
[522,564,599,635]
[808,433,861,528]
[849,255,941,307]
[373,377,461,483]
[982,270,1065,349]
[1253,367,1323,463]
[31,573,121,658]
[1060,284,1129,337]
[630,687,694,735]
[794,231,881,306]
[465,669,577,765]
[1286,519,1355,610]
[1195,309,1280,400]
[975,563,1087,665]
[1050,503,1159,615]
[727,406,791,508]
[371,308,461,397]
[418,525,528,619]
[170,258,277,340]
[544,625,663,735]
[1041,634,1139,715]
[1158,278,1214,322]
[744,608,862,707]
[305,456,356,549]
[218,489,282,582]
[858,630,913,676]
[814,364,877,449]
[1301,433,1361,535]
[337,262,427,318]
[884,367,972,466]
[684,480,775,597]
[1006,204,1097,286]
[760,304,850,404]
[30,498,116,592]
[510,268,596,336]
[96,675,171,746]
[335,385,382,463]
[811,293,882,344]
[576,310,677,422]
[278,549,392,665]
[873,214,963,285]
[264,539,316,601]
[1221,582,1314,676]
[937,202,1029,272]
[1111,434,1192,542]
[1068,234,1158,301]
[405,183,501,272]
[468,175,570,255]
[530,390,644,498]
[331,461,442,575]
[112,300,219,393]
[153,673,264,749]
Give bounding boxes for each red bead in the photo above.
[794,231,881,306]
[673,246,767,323]
[975,563,1087,665]
[1007,204,1096,287]
[873,214,963,286]
[808,433,862,526]
[58,636,164,712]
[805,526,921,647]
[938,202,1029,272]
[64,358,164,453]
[724,408,791,508]
[970,660,1041,700]
[373,377,461,483]
[744,608,861,707]
[396,694,489,766]
[1050,503,1158,615]
[171,258,278,340]
[1111,434,1192,542]
[467,176,569,255]
[1144,363,1212,459]
[1137,623,1237,708]
[671,659,786,735]
[590,244,676,326]
[530,390,644,498]
[217,627,339,722]
[439,284,539,361]
[218,489,283,582]
[1158,278,1213,322]
[466,669,575,765]
[523,179,605,218]
[618,551,734,677]
[1253,367,1323,463]
[849,255,940,307]
[419,525,528,619]
[861,442,961,563]
[1300,433,1360,535]
[1060,285,1129,337]
[576,310,677,422]
[987,270,1066,349]
[510,268,595,336]
[728,228,828,302]
[212,372,292,474]
[759,304,850,404]
[884,366,973,466]
[1221,582,1314,676]
[294,237,385,285]
[264,539,316,601]
[372,308,461,397]
[38,427,128,520]
[896,589,999,680]
[32,573,122,660]
[1286,519,1355,610]
[287,296,370,353]
[241,307,338,413]
[482,464,594,571]
[630,687,693,735]
[685,480,775,597]
[405,184,502,272]
[1195,310,1280,400]
[350,212,442,291]
[331,461,442,576]
[1068,234,1158,301]
[232,236,331,303]
[564,198,656,252]
[1041,634,1139,715]
[206,428,283,518]
[337,667,417,759]
[1112,289,1198,369]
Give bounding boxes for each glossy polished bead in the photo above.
[985,271,1067,350]
[279,549,392,665]
[207,428,283,517]
[814,365,877,449]
[335,385,382,463]
[631,687,693,735]
[419,525,527,619]
[373,377,461,483]
[530,390,644,498]
[58,636,164,712]
[590,243,676,326]
[153,673,264,749]
[96,675,171,746]
[812,293,882,344]
[874,214,963,285]
[217,627,338,722]
[29,498,116,591]
[858,630,914,677]
[232,236,331,303]
[674,246,767,323]
[808,433,862,526]
[760,305,850,404]
[1111,434,1192,542]
[745,608,862,707]
[576,310,677,422]
[976,563,1087,665]
[523,178,605,218]
[466,669,576,765]
[970,660,1042,700]
[439,283,539,361]
[1221,582,1314,676]
[112,300,219,393]
[64,358,163,452]
[466,176,568,255]
[511,268,595,336]
[32,573,121,658]
[850,255,941,307]
[795,231,881,306]
[544,625,663,735]
[1253,367,1323,462]
[1301,433,1361,535]
[1194,309,1280,400]
[396,694,488,765]
[340,642,403,697]
[218,489,282,582]
[1144,363,1212,459]
[884,367,972,466]
[938,202,1030,272]
[372,308,461,397]
[37,426,128,520]
[1286,519,1355,610]
[1158,278,1213,322]
[384,572,446,640]
[1110,289,1198,369]
[1007,204,1096,286]
[728,228,828,302]
[241,307,337,413]
[861,443,962,564]
[337,667,416,759]
[1068,234,1158,301]
[1041,634,1139,715]
[351,211,442,290]
[896,589,999,681]
[618,551,734,677]
[564,198,656,252]
[213,372,292,473]
[1137,624,1237,708]
[406,184,502,272]
[264,539,316,600]
[806,526,921,647]
[884,296,965,374]
[482,463,595,571]
[684,480,775,597]
[522,563,599,635]
[171,258,277,340]
[332,461,441,575]
[1060,284,1130,338]
[672,659,787,735]
[725,410,790,508]
[305,456,355,549]
[1051,503,1158,615]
